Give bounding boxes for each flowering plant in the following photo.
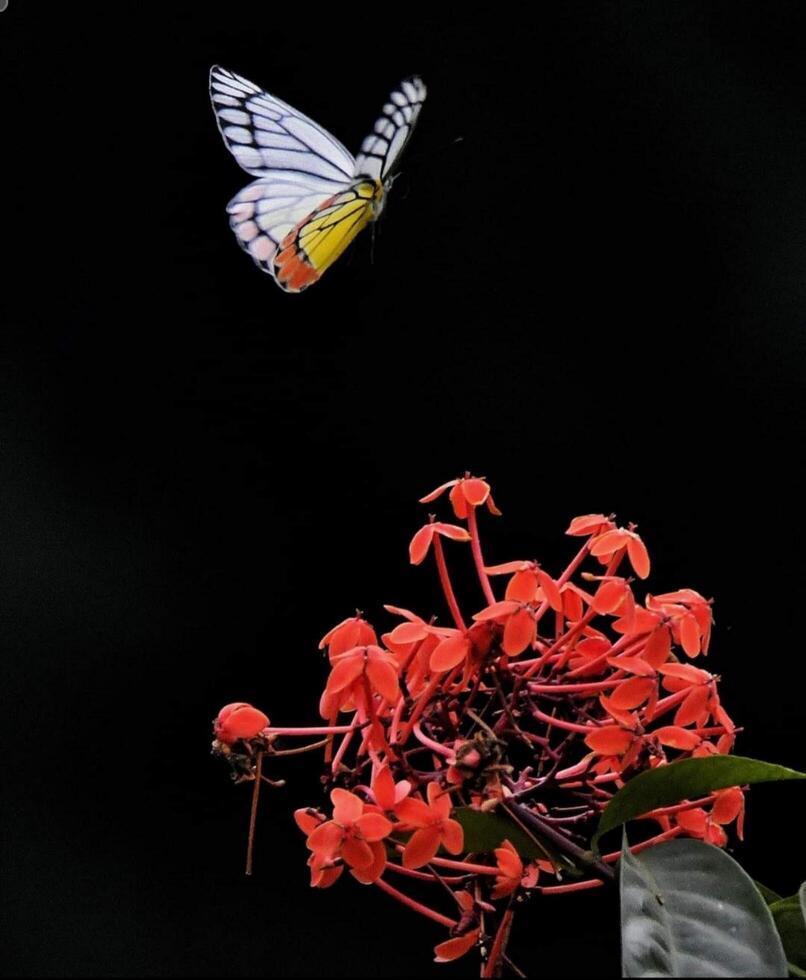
[211,476,805,977]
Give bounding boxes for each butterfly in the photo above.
[209,67,426,292]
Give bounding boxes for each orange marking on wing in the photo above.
[274,234,320,292]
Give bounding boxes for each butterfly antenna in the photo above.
[399,135,464,172]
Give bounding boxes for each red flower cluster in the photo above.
[211,475,743,973]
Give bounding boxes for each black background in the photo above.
[2,2,805,976]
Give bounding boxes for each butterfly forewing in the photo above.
[210,66,356,184]
[354,76,427,181]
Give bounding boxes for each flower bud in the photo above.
[214,702,269,744]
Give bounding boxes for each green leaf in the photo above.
[595,755,806,848]
[769,882,806,975]
[757,881,785,905]
[620,836,788,977]
[454,806,570,867]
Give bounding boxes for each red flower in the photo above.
[420,475,501,519]
[473,600,536,656]
[409,521,471,565]
[324,644,400,711]
[371,764,412,811]
[319,615,378,661]
[491,839,523,899]
[485,560,563,610]
[303,788,393,885]
[589,526,651,579]
[648,590,713,657]
[214,702,269,744]
[566,513,615,537]
[675,787,745,846]
[395,781,464,868]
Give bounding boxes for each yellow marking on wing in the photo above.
[298,180,383,274]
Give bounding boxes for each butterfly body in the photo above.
[210,67,425,292]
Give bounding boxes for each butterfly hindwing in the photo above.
[226,174,346,277]
[273,180,382,292]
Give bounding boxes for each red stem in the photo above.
[433,533,467,630]
[530,704,597,734]
[482,908,514,978]
[467,505,496,605]
[373,877,457,928]
[245,751,263,876]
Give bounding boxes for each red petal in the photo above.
[325,655,364,696]
[679,614,701,657]
[599,694,639,728]
[434,929,480,963]
[449,483,468,519]
[643,626,672,667]
[434,522,472,542]
[365,656,400,702]
[627,534,650,579]
[712,788,744,825]
[589,528,629,557]
[311,865,343,889]
[331,788,364,825]
[440,818,464,855]
[473,600,520,622]
[403,826,442,868]
[350,839,387,884]
[585,727,634,755]
[409,525,434,565]
[294,809,322,836]
[461,477,491,506]
[566,514,612,536]
[215,704,269,742]
[486,493,502,516]
[306,821,343,858]
[506,569,539,603]
[562,586,585,622]
[658,663,710,685]
[389,621,429,644]
[673,686,710,727]
[372,765,396,811]
[341,834,374,869]
[430,634,471,672]
[577,636,611,658]
[383,604,423,622]
[654,726,702,750]
[354,812,393,842]
[495,841,523,877]
[610,677,655,710]
[394,797,432,827]
[485,560,528,575]
[592,579,628,615]
[419,480,457,504]
[503,608,535,656]
[608,655,656,677]
[676,807,708,836]
[537,570,563,612]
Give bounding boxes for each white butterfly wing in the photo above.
[226,174,344,276]
[354,76,427,181]
[210,66,356,187]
